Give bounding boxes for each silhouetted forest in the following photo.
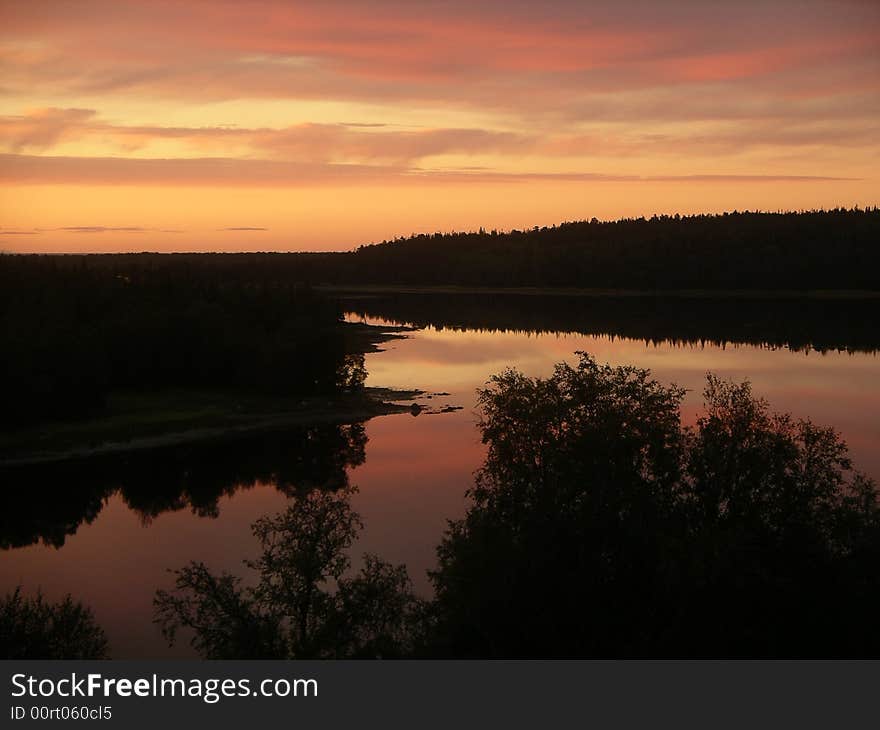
[150,356,880,659]
[428,356,880,657]
[344,291,880,353]
[335,208,880,290]
[0,422,366,550]
[7,355,880,658]
[4,208,880,659]
[4,209,876,429]
[0,255,364,430]
[83,209,867,290]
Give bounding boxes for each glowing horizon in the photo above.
[1,0,878,252]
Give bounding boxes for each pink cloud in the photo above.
[0,153,853,187]
[3,108,876,164]
[0,109,536,161]
[2,0,877,122]
[0,108,97,151]
[1,0,877,197]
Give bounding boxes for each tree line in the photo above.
[0,422,367,550]
[3,208,876,430]
[343,290,880,354]
[6,354,880,658]
[338,208,880,290]
[152,356,880,658]
[0,255,365,430]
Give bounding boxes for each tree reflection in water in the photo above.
[154,487,424,659]
[153,354,880,659]
[5,353,880,658]
[0,422,367,550]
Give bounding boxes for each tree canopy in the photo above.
[337,208,880,290]
[154,487,424,659]
[428,354,880,656]
[9,352,879,658]
[0,254,365,429]
[0,588,108,659]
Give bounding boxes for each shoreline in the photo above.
[0,388,421,468]
[322,284,880,300]
[1,320,422,469]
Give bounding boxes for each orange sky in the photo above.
[1,0,878,252]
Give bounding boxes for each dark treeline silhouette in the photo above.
[0,422,366,550]
[337,208,880,290]
[4,209,876,430]
[153,354,880,659]
[343,291,880,354]
[119,208,868,290]
[0,254,364,429]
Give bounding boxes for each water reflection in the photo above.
[154,486,423,659]
[342,291,880,353]
[0,423,366,550]
[144,354,880,658]
[2,296,880,657]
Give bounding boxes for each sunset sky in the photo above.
[1,0,878,252]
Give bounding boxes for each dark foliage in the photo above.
[4,209,875,425]
[150,354,880,659]
[154,488,424,659]
[428,354,880,657]
[344,291,880,354]
[336,208,880,290]
[0,422,367,550]
[0,587,109,659]
[0,254,362,429]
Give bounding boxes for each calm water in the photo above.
[3,301,880,657]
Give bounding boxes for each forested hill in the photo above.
[5,208,879,291]
[337,209,879,290]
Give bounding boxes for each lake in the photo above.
[2,293,879,657]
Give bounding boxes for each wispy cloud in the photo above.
[0,154,400,186]
[4,109,877,167]
[53,226,185,234]
[0,0,877,251]
[0,154,854,187]
[58,226,147,233]
[2,1,877,119]
[0,110,536,163]
[0,108,97,152]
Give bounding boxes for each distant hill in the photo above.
[331,208,880,290]
[5,208,879,291]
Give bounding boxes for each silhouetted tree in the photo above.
[428,353,880,657]
[154,487,423,658]
[154,353,880,659]
[0,587,109,659]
